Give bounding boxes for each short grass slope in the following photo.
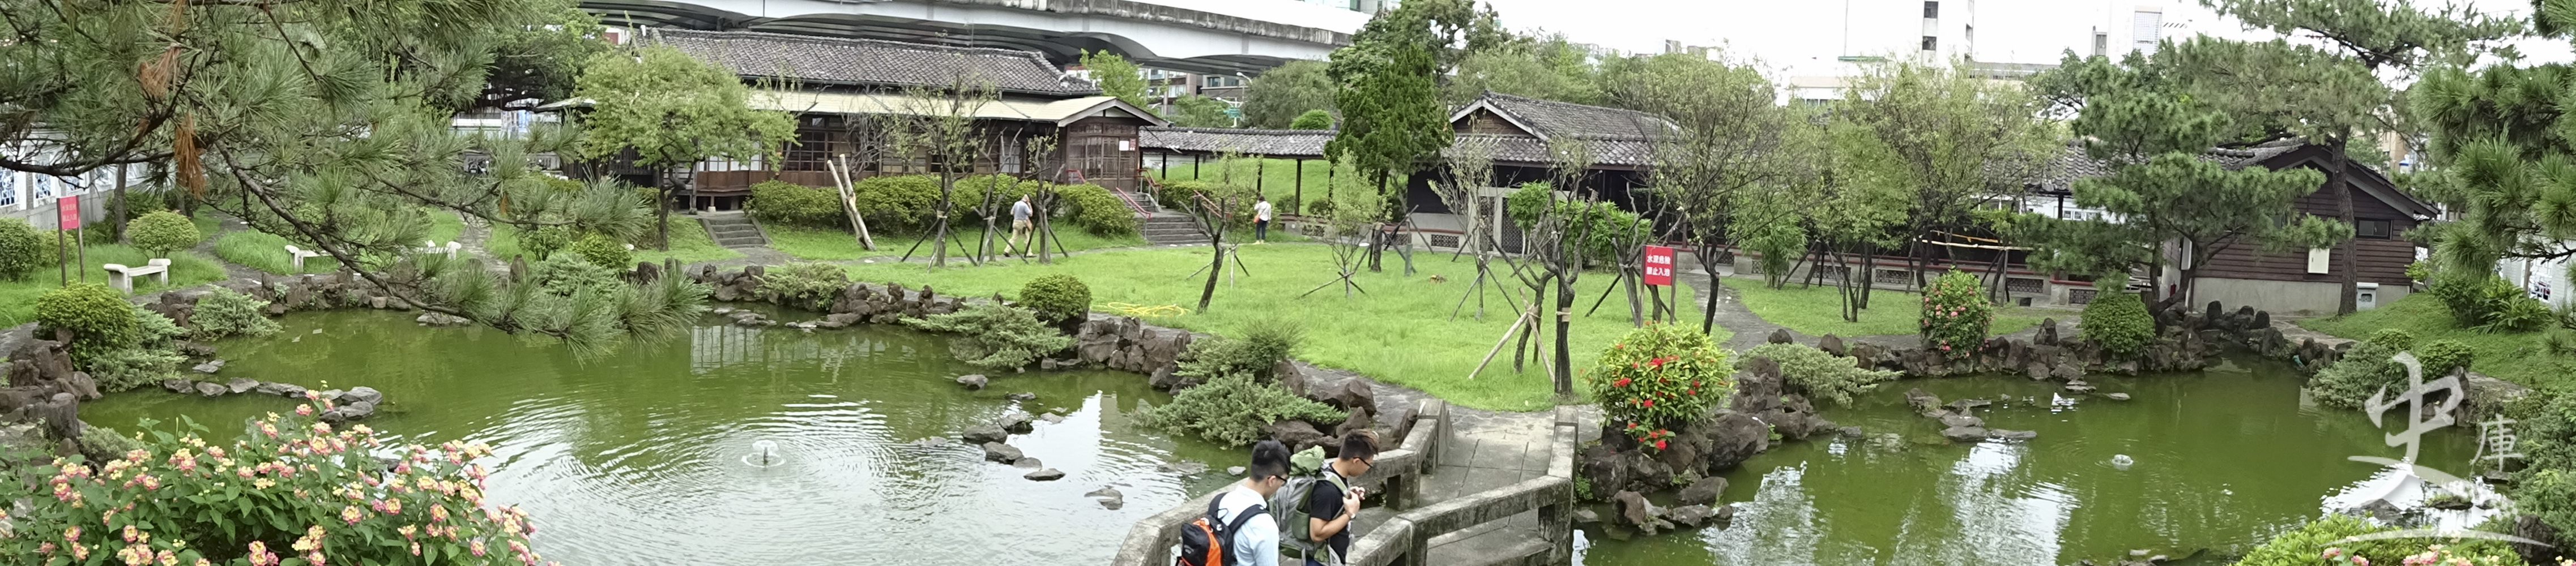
[841,244,1716,411]
[1727,280,2055,338]
[2300,293,2565,390]
[0,244,224,325]
[766,224,1144,261]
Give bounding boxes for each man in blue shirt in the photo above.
[1217,440,1292,566]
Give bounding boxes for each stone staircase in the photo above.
[1138,215,1208,246]
[697,212,769,248]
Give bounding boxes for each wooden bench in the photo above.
[101,259,170,293]
[284,245,325,272]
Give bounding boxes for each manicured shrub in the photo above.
[1018,275,1093,323]
[2429,273,2534,330]
[1058,183,1140,236]
[1550,199,1647,262]
[1137,372,1346,446]
[1919,270,1992,358]
[2364,328,2416,352]
[36,282,140,363]
[902,303,1074,370]
[2225,514,2428,566]
[517,224,573,261]
[86,306,185,392]
[851,174,945,231]
[2415,338,2474,374]
[1175,320,1303,383]
[190,287,283,341]
[1505,182,1554,228]
[526,254,622,298]
[1289,109,1334,130]
[568,232,630,269]
[0,217,43,281]
[952,174,1039,216]
[757,261,850,311]
[1745,342,1897,408]
[2,402,549,566]
[126,210,202,257]
[2308,342,2406,409]
[1587,323,1734,452]
[748,179,845,228]
[2076,291,2153,357]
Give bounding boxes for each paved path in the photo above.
[1291,363,1579,566]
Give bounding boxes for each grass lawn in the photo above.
[766,223,1145,261]
[214,230,340,275]
[2298,293,2567,389]
[487,218,744,265]
[838,243,1717,411]
[1148,157,1375,215]
[0,245,226,326]
[1726,278,2058,338]
[425,211,464,245]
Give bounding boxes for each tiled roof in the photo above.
[1136,128,1657,168]
[1474,135,1656,167]
[1473,92,1672,140]
[649,29,1100,97]
[2033,139,2308,192]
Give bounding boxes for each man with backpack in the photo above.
[1284,431,1377,566]
[1179,440,1291,566]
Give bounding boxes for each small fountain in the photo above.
[2110,454,2135,470]
[742,440,784,468]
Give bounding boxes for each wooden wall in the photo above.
[2192,185,2416,285]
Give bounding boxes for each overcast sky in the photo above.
[1473,0,2572,77]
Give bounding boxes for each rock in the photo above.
[1837,426,1865,438]
[2036,318,2060,346]
[1947,398,1991,411]
[255,381,308,398]
[342,386,382,405]
[1086,487,1124,509]
[1148,363,1191,392]
[2065,384,2098,393]
[1274,359,1306,396]
[1815,334,1847,357]
[2428,497,2475,511]
[1578,445,1628,502]
[1039,413,1065,424]
[994,411,1034,434]
[980,442,1024,464]
[1675,476,1728,507]
[1332,409,1373,439]
[1612,490,1661,529]
[1005,392,1037,402]
[1765,328,1793,344]
[1227,466,1247,477]
[1939,426,1990,443]
[2514,513,2563,566]
[225,378,258,394]
[1730,355,1784,414]
[1312,379,1376,417]
[712,307,735,315]
[1938,414,1986,428]
[1013,457,1044,469]
[1573,508,1602,524]
[1158,461,1209,475]
[961,424,1009,445]
[1264,420,1329,453]
[1023,468,1064,481]
[415,312,470,326]
[191,360,225,374]
[1903,388,1946,418]
[161,379,194,393]
[318,389,344,401]
[1666,504,1717,528]
[1703,413,1772,473]
[955,374,988,390]
[194,381,227,397]
[1987,430,2038,440]
[2105,393,2131,401]
[911,437,949,448]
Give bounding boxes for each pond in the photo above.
[1573,361,2485,566]
[82,308,1241,566]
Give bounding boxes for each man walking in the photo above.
[1009,194,1035,256]
[1296,431,1375,566]
[1214,440,1291,566]
[1252,195,1273,244]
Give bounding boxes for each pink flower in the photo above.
[296,405,313,416]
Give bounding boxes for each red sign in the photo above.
[56,196,78,230]
[1643,245,1674,286]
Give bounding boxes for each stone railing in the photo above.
[1342,406,1579,566]
[1111,399,1451,566]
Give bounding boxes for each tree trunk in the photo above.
[1698,239,1725,335]
[112,164,129,242]
[655,169,671,252]
[1199,234,1223,312]
[2331,136,2359,315]
[932,171,954,267]
[1857,240,1877,309]
[1554,276,1576,397]
[1517,283,1545,373]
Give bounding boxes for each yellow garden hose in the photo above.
[1103,302,1189,318]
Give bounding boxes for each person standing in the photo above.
[1008,195,1035,257]
[1212,440,1291,566]
[1296,431,1375,566]
[1252,196,1273,244]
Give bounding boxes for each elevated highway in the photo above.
[582,0,1366,75]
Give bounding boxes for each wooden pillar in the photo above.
[1293,158,1305,215]
[1256,158,1265,199]
[1192,153,1201,179]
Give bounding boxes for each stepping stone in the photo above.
[1024,468,1064,481]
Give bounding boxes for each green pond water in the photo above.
[1573,361,2485,566]
[82,308,1241,566]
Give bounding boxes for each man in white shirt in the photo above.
[1252,196,1273,244]
[1215,440,1292,566]
[1009,195,1035,256]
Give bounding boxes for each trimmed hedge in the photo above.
[1059,183,1139,236]
[748,179,845,228]
[1018,275,1093,323]
[2077,291,2153,357]
[36,282,139,363]
[0,218,41,281]
[127,210,202,257]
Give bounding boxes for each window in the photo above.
[2093,32,2109,57]
[1429,234,1460,248]
[2134,10,2164,53]
[2356,219,2394,239]
[2070,288,2098,305]
[1923,1,1939,18]
[1921,36,1938,52]
[2007,277,2045,294]
[1878,269,1914,286]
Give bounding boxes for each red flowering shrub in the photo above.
[1919,270,1992,359]
[2,396,549,566]
[1585,322,1734,452]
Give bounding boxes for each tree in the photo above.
[1289,110,1336,130]
[573,45,796,250]
[1443,33,1603,106]
[881,72,1004,268]
[1835,61,2054,298]
[1165,95,1236,128]
[0,0,709,350]
[479,7,612,110]
[2193,0,2519,314]
[1242,60,1336,129]
[1081,50,1151,110]
[1328,1,1474,272]
[126,211,201,258]
[1613,52,1812,332]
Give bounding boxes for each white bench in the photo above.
[417,240,463,259]
[101,259,170,293]
[283,245,325,272]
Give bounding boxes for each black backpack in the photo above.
[1176,496,1266,566]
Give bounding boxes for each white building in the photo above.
[1779,1,2198,104]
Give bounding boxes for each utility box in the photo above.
[2356,282,2381,310]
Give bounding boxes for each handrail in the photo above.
[1111,398,1448,566]
[1122,178,1165,219]
[1342,406,1579,566]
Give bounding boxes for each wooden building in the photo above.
[645,29,1166,209]
[2168,142,2434,315]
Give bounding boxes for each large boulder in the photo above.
[1620,449,1674,492]
[1311,379,1376,417]
[1765,328,1793,345]
[961,424,1009,445]
[993,411,1034,435]
[342,386,383,405]
[2035,318,2059,346]
[2513,514,2563,566]
[194,381,228,397]
[1675,476,1729,507]
[1815,334,1847,357]
[1612,490,1662,530]
[1264,421,1329,453]
[255,381,308,398]
[1903,388,1946,418]
[980,442,1025,464]
[1577,444,1627,503]
[1730,356,1784,414]
[1666,504,1717,528]
[1940,426,1990,443]
[1702,413,1771,473]
[225,378,259,394]
[954,374,988,390]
